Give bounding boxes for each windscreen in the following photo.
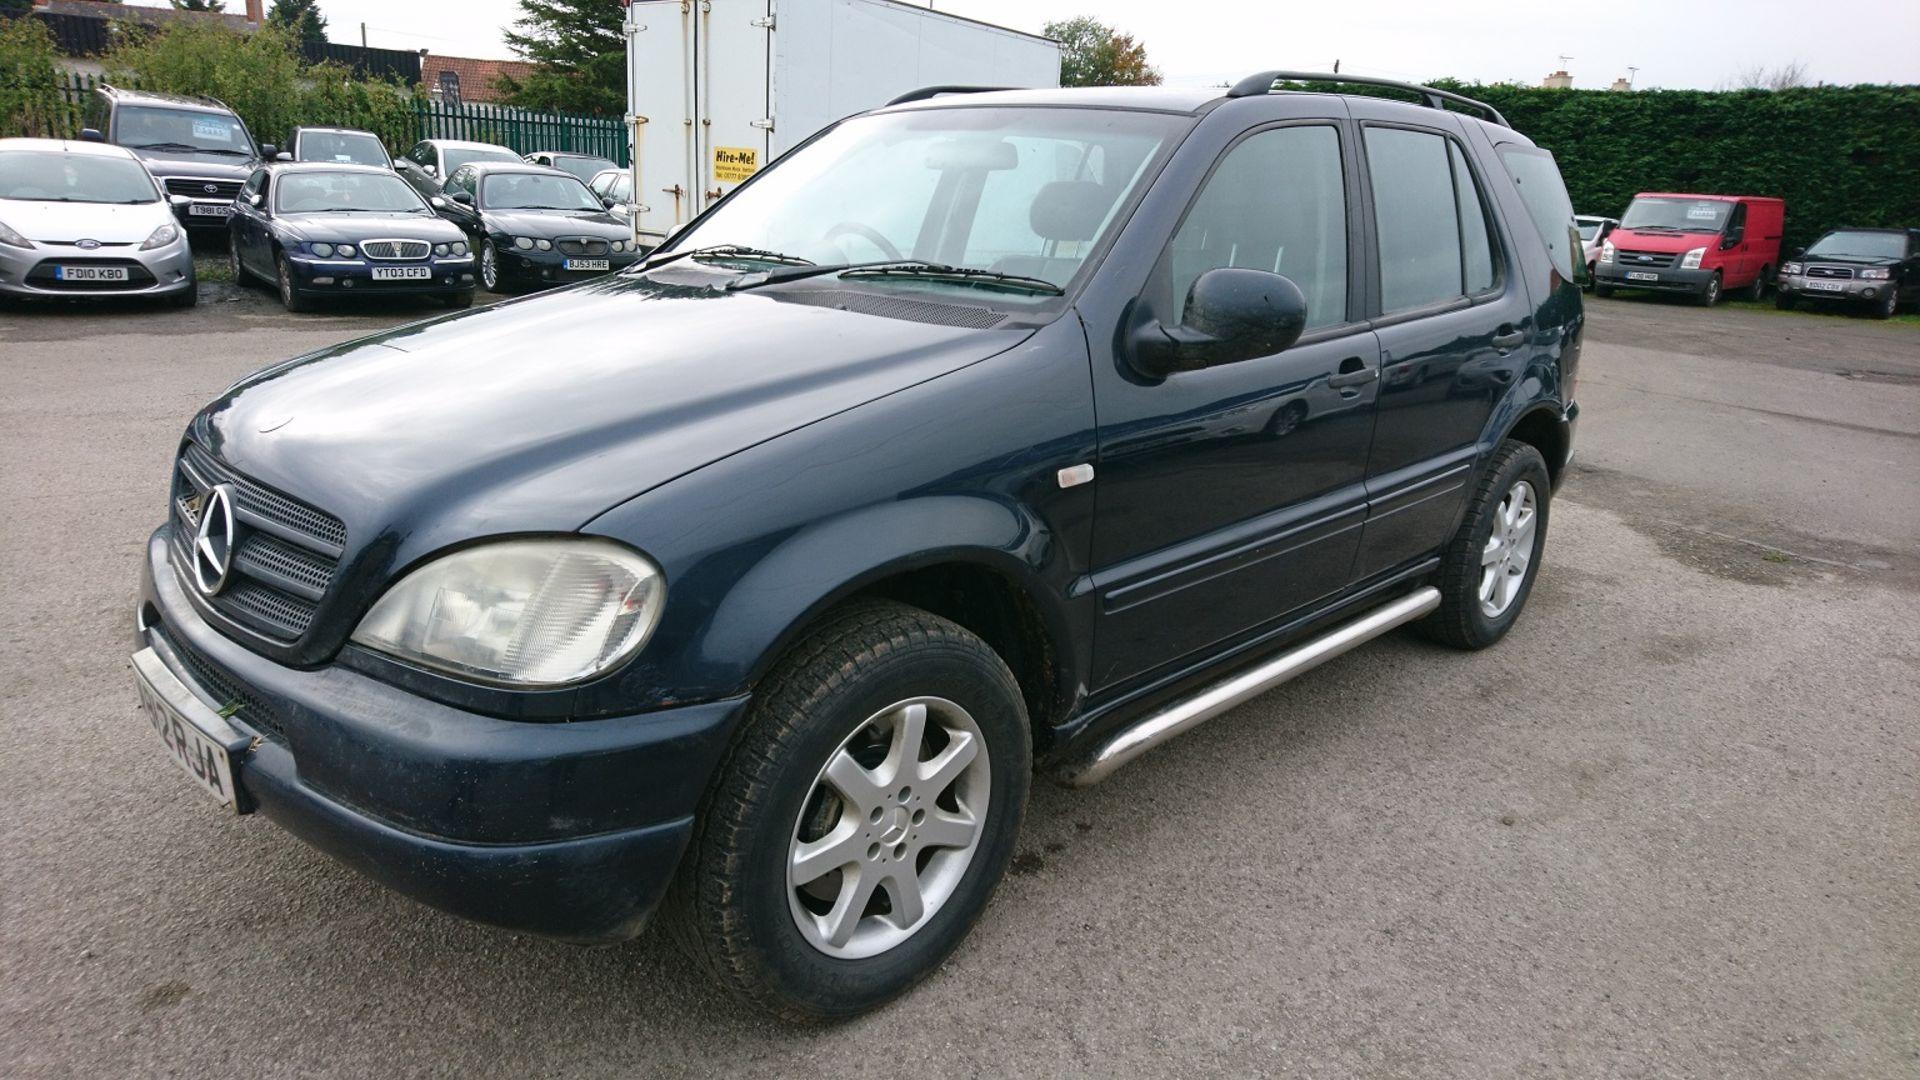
[1805,230,1905,260]
[443,147,522,173]
[0,150,160,203]
[670,107,1186,293]
[1576,222,1601,241]
[552,155,619,182]
[1621,197,1732,233]
[118,106,253,156]
[298,131,389,167]
[480,172,601,210]
[275,171,430,214]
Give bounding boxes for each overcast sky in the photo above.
[148,0,1920,90]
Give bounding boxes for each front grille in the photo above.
[1617,250,1678,269]
[164,177,243,200]
[1807,265,1854,280]
[362,239,431,261]
[25,258,157,292]
[171,443,346,643]
[556,238,610,257]
[152,624,284,738]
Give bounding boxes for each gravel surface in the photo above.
[1,290,1915,1078]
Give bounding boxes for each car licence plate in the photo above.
[132,647,246,812]
[371,266,433,281]
[188,202,231,217]
[55,265,129,282]
[1625,271,1660,282]
[564,258,610,272]
[1806,280,1844,292]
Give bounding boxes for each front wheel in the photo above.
[479,239,503,293]
[167,278,198,309]
[1872,288,1898,320]
[1775,294,1798,311]
[1419,440,1551,650]
[668,601,1031,1021]
[1592,282,1614,298]
[276,252,313,313]
[1695,271,1723,307]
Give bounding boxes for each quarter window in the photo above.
[1366,126,1503,314]
[1165,125,1350,331]
[1497,145,1579,281]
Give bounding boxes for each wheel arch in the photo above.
[1499,402,1570,488]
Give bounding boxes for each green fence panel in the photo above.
[413,100,628,166]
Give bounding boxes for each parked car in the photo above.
[430,161,641,291]
[524,150,621,184]
[284,126,393,169]
[1575,214,1618,285]
[132,75,1580,1020]
[87,85,271,235]
[0,137,196,306]
[394,138,521,198]
[227,163,477,312]
[1592,192,1783,305]
[587,167,637,225]
[1775,227,1920,319]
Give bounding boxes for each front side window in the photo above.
[479,172,600,211]
[1164,124,1349,330]
[673,107,1185,295]
[0,150,161,204]
[116,106,253,156]
[275,172,431,214]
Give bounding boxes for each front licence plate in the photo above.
[132,648,245,812]
[1625,271,1660,282]
[564,258,610,272]
[188,202,231,217]
[1807,280,1844,292]
[372,266,433,281]
[55,265,129,282]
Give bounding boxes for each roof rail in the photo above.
[886,85,1017,107]
[1225,71,1509,128]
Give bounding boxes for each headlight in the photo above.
[1859,268,1891,280]
[434,243,450,256]
[536,238,553,251]
[1679,247,1706,270]
[140,222,180,250]
[311,242,335,257]
[351,538,665,687]
[337,244,356,258]
[1781,262,1803,276]
[0,218,33,248]
[453,241,468,256]
[1599,240,1615,264]
[611,239,628,253]
[514,236,535,251]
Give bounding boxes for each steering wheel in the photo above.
[823,221,902,261]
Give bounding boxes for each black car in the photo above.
[133,75,1581,1020]
[431,161,640,291]
[88,85,272,234]
[284,126,393,169]
[1775,227,1920,319]
[523,149,621,184]
[227,163,476,311]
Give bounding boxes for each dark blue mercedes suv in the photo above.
[133,75,1582,1020]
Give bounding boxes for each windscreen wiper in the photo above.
[830,261,1064,295]
[632,244,817,274]
[129,142,204,153]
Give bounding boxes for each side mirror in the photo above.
[274,152,292,162]
[430,195,448,209]
[450,190,474,206]
[249,193,264,207]
[259,143,277,159]
[423,163,438,177]
[79,128,106,143]
[1131,268,1307,378]
[602,196,617,209]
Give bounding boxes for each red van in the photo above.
[1593,193,1784,306]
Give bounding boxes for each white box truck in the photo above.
[623,0,1059,242]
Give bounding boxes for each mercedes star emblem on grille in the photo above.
[191,483,238,596]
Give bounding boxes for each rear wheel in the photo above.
[668,601,1031,1021]
[1744,266,1770,301]
[1695,271,1723,307]
[1419,440,1551,650]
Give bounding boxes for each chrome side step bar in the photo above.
[1059,587,1441,787]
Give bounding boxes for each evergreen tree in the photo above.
[499,0,626,116]
[267,0,328,47]
[170,0,227,12]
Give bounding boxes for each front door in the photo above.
[1087,120,1378,689]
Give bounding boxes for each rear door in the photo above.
[1347,104,1533,579]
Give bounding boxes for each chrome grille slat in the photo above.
[1807,265,1854,280]
[164,177,243,200]
[362,239,432,261]
[1617,249,1678,269]
[556,237,610,257]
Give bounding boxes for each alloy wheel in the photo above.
[1478,479,1538,617]
[481,241,499,291]
[786,696,990,960]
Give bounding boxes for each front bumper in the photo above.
[1776,274,1892,302]
[0,237,195,299]
[1593,264,1717,293]
[497,247,642,286]
[135,527,744,943]
[287,253,477,296]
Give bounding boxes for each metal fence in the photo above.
[7,10,419,82]
[413,101,629,166]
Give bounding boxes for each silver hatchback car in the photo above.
[0,137,197,306]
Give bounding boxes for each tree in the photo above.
[1043,16,1161,88]
[1732,61,1809,90]
[171,0,227,12]
[267,0,328,47]
[499,0,626,116]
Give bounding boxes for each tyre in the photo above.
[668,600,1031,1021]
[1872,289,1897,320]
[1419,440,1551,650]
[1592,283,1614,299]
[1694,271,1722,307]
[1775,294,1797,311]
[479,239,503,293]
[228,239,250,285]
[1583,262,1596,291]
[276,252,313,313]
[439,290,474,309]
[1743,266,1770,302]
[167,278,198,309]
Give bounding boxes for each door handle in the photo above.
[1490,326,1525,351]
[1326,357,1377,389]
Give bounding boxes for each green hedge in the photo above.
[1451,83,1920,256]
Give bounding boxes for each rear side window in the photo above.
[1365,127,1499,314]
[1497,145,1579,281]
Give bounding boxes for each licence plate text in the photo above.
[55,265,129,281]
[564,258,610,272]
[188,202,231,217]
[1806,280,1844,292]
[134,653,239,810]
[1625,271,1660,282]
[372,266,433,281]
